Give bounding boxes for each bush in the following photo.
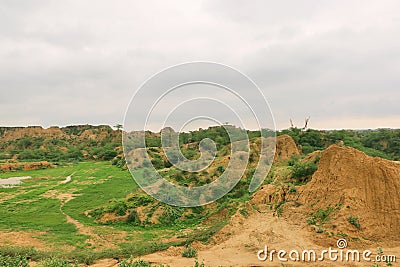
[18,149,44,160]
[307,206,334,226]
[127,209,140,225]
[288,185,297,193]
[64,148,84,161]
[37,257,78,267]
[100,149,118,160]
[291,161,318,182]
[118,257,169,267]
[159,205,183,225]
[103,199,128,216]
[216,165,225,173]
[0,246,39,260]
[288,155,300,166]
[119,259,151,267]
[193,260,205,267]
[348,216,361,229]
[126,194,154,208]
[151,158,164,169]
[182,246,197,258]
[0,255,29,267]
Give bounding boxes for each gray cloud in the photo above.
[0,0,399,130]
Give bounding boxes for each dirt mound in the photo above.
[0,161,52,172]
[303,150,322,163]
[0,125,121,143]
[274,134,300,162]
[77,125,121,142]
[0,126,65,142]
[98,212,128,223]
[296,145,400,240]
[252,184,288,205]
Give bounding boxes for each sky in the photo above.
[0,0,399,130]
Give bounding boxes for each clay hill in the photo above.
[0,125,122,165]
[252,142,400,244]
[274,134,300,162]
[0,125,121,142]
[296,144,400,240]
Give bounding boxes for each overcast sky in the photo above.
[1,0,399,130]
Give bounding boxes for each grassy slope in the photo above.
[0,161,200,263]
[0,162,140,251]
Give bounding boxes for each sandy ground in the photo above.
[3,197,400,266]
[127,210,400,267]
[0,230,48,251]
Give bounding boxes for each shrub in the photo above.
[277,207,283,217]
[307,206,334,226]
[64,148,84,161]
[159,205,183,225]
[182,148,197,160]
[101,149,118,160]
[127,209,141,225]
[118,257,169,267]
[348,216,361,229]
[239,208,249,217]
[0,255,29,267]
[126,193,154,208]
[291,161,318,182]
[104,199,128,216]
[151,158,164,169]
[163,160,173,168]
[119,259,151,267]
[288,185,297,193]
[288,155,300,166]
[37,257,78,267]
[216,165,225,173]
[182,246,197,258]
[193,260,205,267]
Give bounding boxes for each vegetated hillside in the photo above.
[1,125,400,266]
[0,125,121,163]
[106,135,400,266]
[88,128,400,243]
[1,124,399,232]
[280,127,400,160]
[1,125,399,164]
[90,133,293,227]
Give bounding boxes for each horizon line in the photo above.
[0,124,399,132]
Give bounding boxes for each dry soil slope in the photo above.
[297,144,400,240]
[274,134,300,162]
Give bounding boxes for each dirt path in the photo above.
[130,210,400,267]
[135,211,317,266]
[37,174,126,251]
[58,191,110,248]
[61,172,76,184]
[57,173,102,243]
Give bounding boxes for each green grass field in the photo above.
[0,162,189,263]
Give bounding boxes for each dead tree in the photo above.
[302,117,310,131]
[289,117,310,131]
[290,118,294,129]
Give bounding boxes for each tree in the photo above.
[114,124,123,131]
